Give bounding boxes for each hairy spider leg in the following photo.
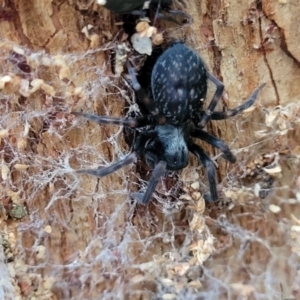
[199,77,266,127]
[176,0,187,7]
[127,61,160,117]
[155,11,192,25]
[165,9,192,20]
[152,0,161,25]
[154,9,192,25]
[130,10,147,16]
[210,83,266,120]
[133,160,167,205]
[77,152,137,177]
[72,112,155,178]
[198,72,224,128]
[188,142,218,201]
[191,128,236,163]
[151,0,191,25]
[191,82,266,201]
[72,112,155,128]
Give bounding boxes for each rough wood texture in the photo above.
[0,0,300,299]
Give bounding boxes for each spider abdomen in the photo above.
[151,42,207,124]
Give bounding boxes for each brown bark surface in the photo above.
[0,0,300,299]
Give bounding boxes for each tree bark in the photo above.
[0,0,300,299]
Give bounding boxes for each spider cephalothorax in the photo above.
[73,41,265,204]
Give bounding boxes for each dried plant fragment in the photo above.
[131,33,152,55]
[269,204,281,213]
[1,164,10,180]
[8,204,27,219]
[14,164,29,171]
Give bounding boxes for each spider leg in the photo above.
[198,72,224,128]
[188,142,218,201]
[191,128,236,163]
[152,0,161,25]
[77,152,137,177]
[152,0,191,25]
[154,10,192,25]
[72,112,155,128]
[166,9,192,21]
[176,0,187,7]
[130,9,147,17]
[126,61,159,117]
[132,160,167,205]
[210,83,266,120]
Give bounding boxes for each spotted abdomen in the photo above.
[151,42,207,125]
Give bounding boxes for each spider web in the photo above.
[1,22,300,300]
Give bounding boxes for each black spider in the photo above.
[73,41,265,204]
